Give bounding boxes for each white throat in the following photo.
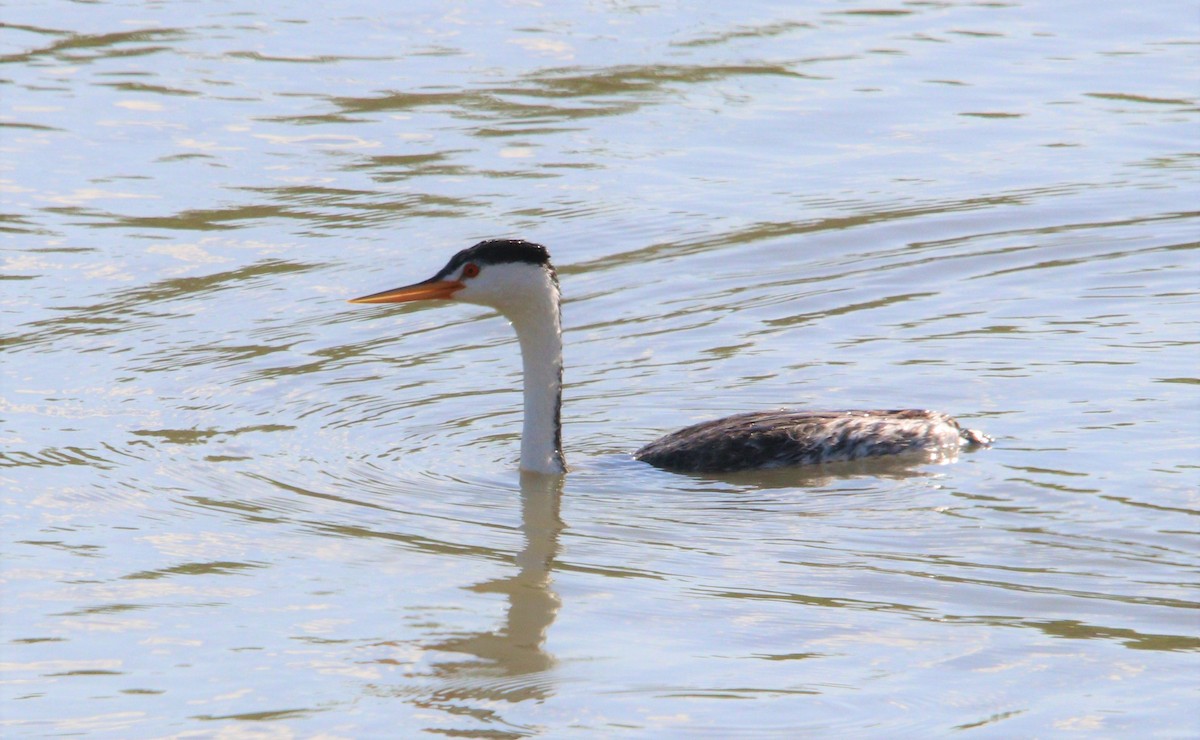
[514,301,565,474]
[476,265,565,474]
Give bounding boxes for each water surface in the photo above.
[2,1,1198,736]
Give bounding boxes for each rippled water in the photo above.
[3,1,1198,736]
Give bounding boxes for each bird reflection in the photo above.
[419,472,564,703]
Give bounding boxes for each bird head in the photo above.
[349,239,557,318]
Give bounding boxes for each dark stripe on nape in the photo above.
[552,352,565,471]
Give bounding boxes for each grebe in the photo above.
[350,239,991,475]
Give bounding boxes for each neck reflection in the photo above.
[425,471,564,697]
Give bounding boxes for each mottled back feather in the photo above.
[635,409,991,473]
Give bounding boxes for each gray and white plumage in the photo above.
[634,408,991,473]
[351,239,992,475]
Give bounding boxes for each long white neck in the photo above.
[503,273,566,475]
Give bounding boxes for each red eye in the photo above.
[462,263,480,279]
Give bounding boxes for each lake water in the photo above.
[2,1,1198,736]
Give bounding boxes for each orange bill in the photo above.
[349,278,463,304]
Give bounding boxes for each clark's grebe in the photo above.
[350,239,991,475]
